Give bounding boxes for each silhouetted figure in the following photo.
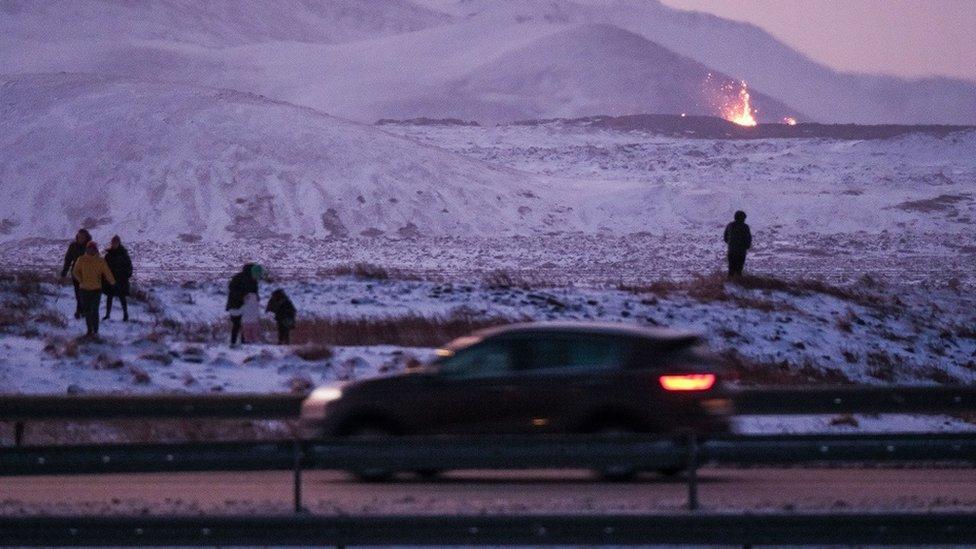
[266,288,296,345]
[723,210,752,278]
[103,235,133,322]
[72,241,115,336]
[61,229,92,319]
[226,263,262,345]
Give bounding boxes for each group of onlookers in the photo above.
[224,263,296,346]
[59,210,750,342]
[60,229,133,336]
[60,230,295,345]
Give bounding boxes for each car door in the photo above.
[420,340,519,434]
[502,335,631,433]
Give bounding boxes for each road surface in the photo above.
[2,468,975,515]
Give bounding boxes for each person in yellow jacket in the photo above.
[72,241,116,336]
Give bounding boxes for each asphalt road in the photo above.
[2,468,975,515]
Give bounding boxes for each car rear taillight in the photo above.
[659,373,716,391]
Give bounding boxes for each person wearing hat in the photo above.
[723,210,753,278]
[226,263,262,345]
[60,229,92,319]
[72,241,116,336]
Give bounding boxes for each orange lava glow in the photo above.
[723,80,757,126]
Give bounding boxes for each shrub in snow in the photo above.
[292,343,334,362]
[129,366,151,384]
[288,376,314,393]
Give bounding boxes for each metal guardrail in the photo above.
[3,434,974,477]
[0,393,304,420]
[733,386,976,415]
[3,386,976,421]
[2,387,976,545]
[3,512,976,546]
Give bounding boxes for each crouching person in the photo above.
[72,241,116,336]
[266,289,296,345]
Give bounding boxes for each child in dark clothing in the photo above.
[265,289,296,345]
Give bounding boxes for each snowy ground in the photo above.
[2,123,975,438]
[5,121,974,287]
[1,268,974,436]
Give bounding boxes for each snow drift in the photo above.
[0,73,562,241]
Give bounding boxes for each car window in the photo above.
[438,342,513,378]
[524,336,628,372]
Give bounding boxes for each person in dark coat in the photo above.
[226,263,262,345]
[723,210,752,278]
[266,288,296,345]
[103,235,133,321]
[61,229,92,319]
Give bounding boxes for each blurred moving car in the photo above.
[302,322,732,480]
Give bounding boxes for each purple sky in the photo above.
[661,0,976,83]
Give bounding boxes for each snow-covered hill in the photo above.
[2,73,973,244]
[0,14,800,124]
[372,23,797,122]
[0,74,563,241]
[384,121,976,236]
[3,0,974,124]
[0,0,448,46]
[417,0,976,125]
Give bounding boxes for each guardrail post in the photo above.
[686,433,699,511]
[293,438,304,513]
[13,422,24,447]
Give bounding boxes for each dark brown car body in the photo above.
[302,322,732,437]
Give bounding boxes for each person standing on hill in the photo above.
[72,241,116,336]
[723,210,752,278]
[226,263,262,346]
[60,229,92,319]
[103,235,133,322]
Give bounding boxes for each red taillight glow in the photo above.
[659,373,716,392]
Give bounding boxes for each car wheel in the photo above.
[341,423,395,482]
[594,424,639,482]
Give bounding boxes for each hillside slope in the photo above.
[0,0,449,46]
[0,1,800,123]
[417,0,976,124]
[0,74,562,241]
[373,24,797,122]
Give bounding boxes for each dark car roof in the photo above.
[442,321,701,352]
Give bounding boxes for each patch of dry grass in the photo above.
[164,309,520,348]
[292,343,334,361]
[720,349,852,386]
[290,310,519,347]
[483,269,540,290]
[620,272,901,313]
[316,262,432,282]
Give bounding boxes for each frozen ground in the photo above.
[1,269,974,435]
[3,90,975,439]
[5,120,975,288]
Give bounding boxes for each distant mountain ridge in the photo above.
[2,0,974,123]
[415,0,976,124]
